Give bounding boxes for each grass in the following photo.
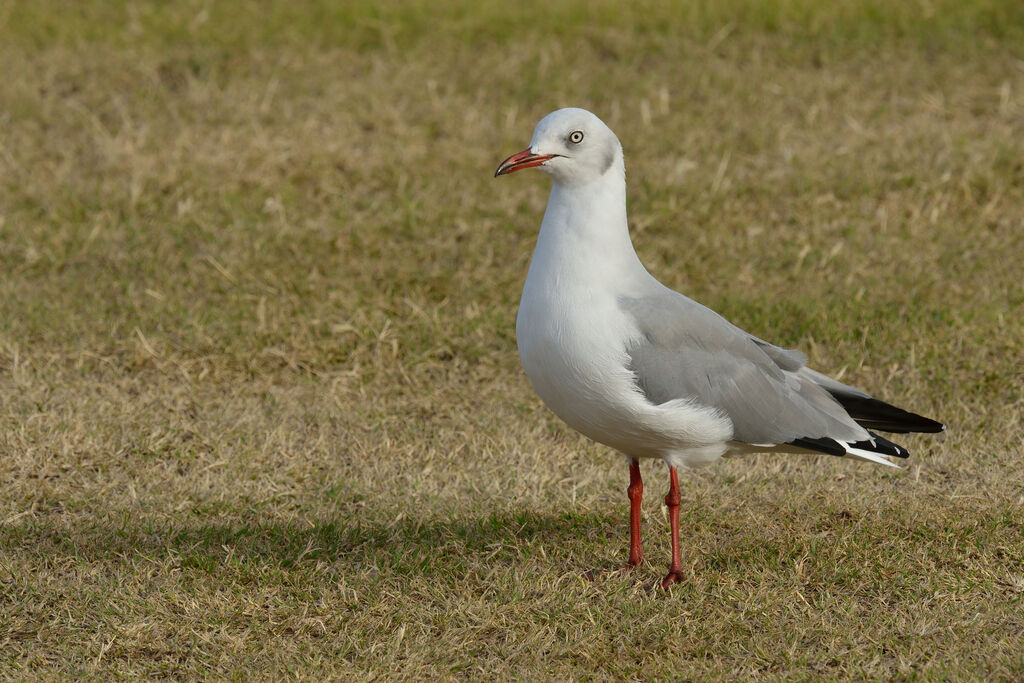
[1,0,1023,678]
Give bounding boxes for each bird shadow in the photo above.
[1,506,624,581]
[2,495,888,590]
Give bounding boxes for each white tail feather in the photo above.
[843,446,902,469]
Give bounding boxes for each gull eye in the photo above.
[568,130,584,144]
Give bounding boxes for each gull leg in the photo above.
[661,466,684,588]
[626,458,644,568]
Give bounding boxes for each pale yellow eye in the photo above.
[568,130,584,144]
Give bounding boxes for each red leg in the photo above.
[626,458,644,568]
[661,466,684,589]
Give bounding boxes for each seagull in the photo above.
[495,107,945,589]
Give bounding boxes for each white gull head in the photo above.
[494,107,623,187]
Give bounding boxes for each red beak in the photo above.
[494,148,556,177]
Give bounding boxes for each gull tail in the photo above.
[788,434,911,469]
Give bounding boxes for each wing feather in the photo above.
[622,291,868,446]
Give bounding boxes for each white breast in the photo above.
[514,191,733,468]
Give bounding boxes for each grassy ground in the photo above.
[2,0,1023,678]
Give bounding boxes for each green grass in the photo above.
[2,0,1023,678]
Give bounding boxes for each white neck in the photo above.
[527,161,647,288]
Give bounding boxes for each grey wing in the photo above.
[622,291,869,446]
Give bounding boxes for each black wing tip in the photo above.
[789,434,913,459]
[892,415,945,434]
[828,394,946,435]
[789,436,845,457]
[857,432,910,458]
[891,416,945,434]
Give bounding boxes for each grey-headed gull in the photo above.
[495,107,944,588]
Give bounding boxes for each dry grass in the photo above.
[2,0,1023,679]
